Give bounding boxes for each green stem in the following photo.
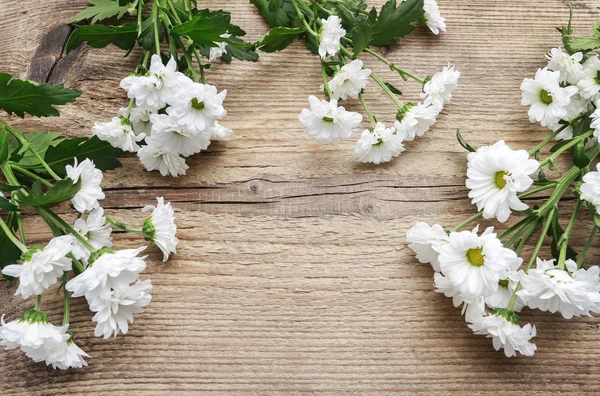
[517,183,556,199]
[62,274,70,325]
[577,226,597,268]
[105,215,143,233]
[557,199,581,269]
[513,219,540,254]
[34,295,42,311]
[174,36,200,82]
[363,47,423,83]
[292,0,318,37]
[137,0,143,36]
[321,62,333,99]
[358,92,377,128]
[9,164,53,187]
[537,130,592,169]
[450,211,483,232]
[37,206,96,252]
[191,47,206,84]
[152,0,161,54]
[499,216,536,240]
[528,122,573,155]
[1,163,27,243]
[535,167,580,217]
[369,71,404,109]
[0,215,27,252]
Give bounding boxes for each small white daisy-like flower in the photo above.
[466,140,539,223]
[434,272,485,324]
[319,15,346,59]
[65,158,105,213]
[394,103,440,141]
[551,94,592,140]
[521,67,579,127]
[353,122,405,164]
[209,122,233,140]
[137,138,189,178]
[406,222,449,272]
[45,334,89,370]
[328,60,371,100]
[299,95,363,143]
[422,64,460,109]
[124,106,157,136]
[577,55,600,100]
[209,33,231,61]
[518,258,600,319]
[591,101,600,140]
[2,236,73,299]
[468,312,536,357]
[149,114,212,157]
[439,226,522,297]
[166,82,227,132]
[91,116,145,153]
[72,207,113,262]
[546,47,584,85]
[423,0,446,35]
[89,279,152,339]
[142,197,179,261]
[485,258,524,311]
[0,310,69,363]
[66,246,147,300]
[120,55,187,110]
[581,163,600,212]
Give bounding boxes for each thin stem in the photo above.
[37,206,96,252]
[292,0,318,37]
[450,211,483,232]
[513,219,540,255]
[137,0,143,36]
[2,164,27,243]
[3,125,62,181]
[321,62,333,99]
[34,295,42,311]
[528,122,572,155]
[9,164,53,187]
[557,199,582,269]
[577,226,597,268]
[358,92,377,128]
[537,130,593,169]
[105,215,143,233]
[191,47,206,84]
[152,0,161,54]
[370,71,404,109]
[504,217,537,247]
[0,215,27,252]
[517,183,556,199]
[62,274,70,325]
[363,47,424,83]
[499,216,536,240]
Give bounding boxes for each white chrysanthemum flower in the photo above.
[65,158,105,213]
[521,67,579,127]
[209,33,231,61]
[124,106,157,136]
[66,246,147,300]
[434,272,485,324]
[466,140,539,223]
[551,94,592,140]
[518,258,600,319]
[166,82,227,132]
[485,258,524,311]
[299,95,362,143]
[468,313,536,357]
[353,122,405,164]
[581,163,600,212]
[328,60,371,100]
[72,207,113,262]
[577,56,600,100]
[45,335,89,370]
[546,47,584,85]
[142,197,178,261]
[209,122,233,140]
[406,222,449,272]
[394,103,440,141]
[149,114,212,157]
[89,279,152,339]
[137,138,189,177]
[422,64,460,109]
[591,102,600,141]
[319,16,345,59]
[423,0,446,35]
[439,226,521,297]
[0,311,69,363]
[120,55,187,110]
[91,116,145,153]
[2,235,73,299]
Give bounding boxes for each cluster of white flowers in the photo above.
[301,11,458,165]
[92,55,233,178]
[522,48,600,140]
[0,157,179,369]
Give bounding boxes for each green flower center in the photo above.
[396,103,415,122]
[539,89,553,105]
[322,116,334,123]
[21,246,43,263]
[20,309,49,324]
[494,171,508,189]
[498,279,510,288]
[466,248,485,267]
[142,218,156,242]
[191,98,205,110]
[88,246,115,266]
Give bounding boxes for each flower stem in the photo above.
[0,215,27,252]
[62,274,70,325]
[358,92,377,128]
[34,295,42,311]
[537,130,593,169]
[517,183,556,199]
[369,71,404,109]
[37,206,96,252]
[191,46,206,84]
[499,215,536,240]
[577,226,597,268]
[9,163,53,187]
[152,0,161,55]
[450,211,483,232]
[105,215,143,233]
[174,36,200,82]
[557,198,581,269]
[363,47,423,83]
[292,0,318,37]
[321,62,333,99]
[528,122,574,155]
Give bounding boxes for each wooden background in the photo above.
[1,0,600,394]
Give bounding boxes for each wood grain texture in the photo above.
[1,0,600,394]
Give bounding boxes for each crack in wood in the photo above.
[26,23,79,84]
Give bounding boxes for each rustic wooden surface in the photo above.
[1,0,600,394]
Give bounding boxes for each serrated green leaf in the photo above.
[351,19,372,53]
[257,26,305,52]
[370,0,424,46]
[563,35,600,54]
[44,136,125,177]
[70,0,129,24]
[0,73,81,118]
[139,15,165,52]
[67,23,138,53]
[20,179,81,207]
[0,196,18,211]
[16,131,63,167]
[171,11,231,47]
[456,130,476,153]
[250,0,299,28]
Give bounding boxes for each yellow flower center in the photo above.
[322,116,334,123]
[191,98,205,110]
[494,171,508,189]
[539,89,553,105]
[466,248,485,267]
[498,279,509,288]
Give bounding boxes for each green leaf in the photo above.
[257,26,305,52]
[0,73,81,118]
[562,35,600,54]
[70,0,129,24]
[0,183,21,192]
[549,138,574,153]
[369,0,424,46]
[0,196,18,211]
[0,213,21,272]
[67,23,138,53]
[44,136,125,177]
[0,127,8,165]
[139,15,165,52]
[385,82,402,95]
[20,179,81,207]
[16,131,63,167]
[572,140,590,168]
[456,130,476,153]
[549,213,578,261]
[224,43,260,61]
[250,0,299,28]
[170,11,231,47]
[351,19,372,54]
